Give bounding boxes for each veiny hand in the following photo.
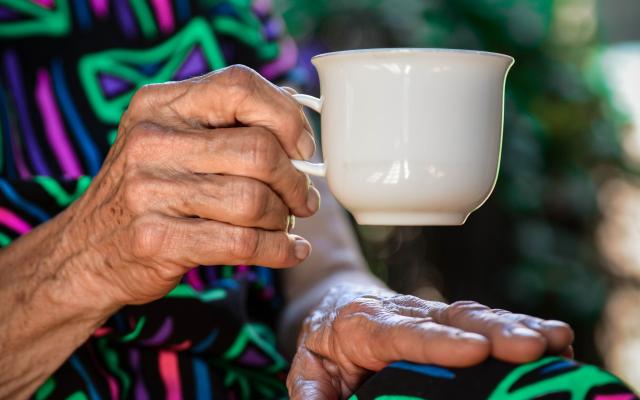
[287,286,574,399]
[60,65,320,310]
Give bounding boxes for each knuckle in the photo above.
[228,226,260,261]
[125,122,163,157]
[444,300,487,322]
[234,179,270,222]
[336,297,376,321]
[129,214,169,260]
[128,85,152,113]
[122,171,151,213]
[244,128,281,175]
[220,64,257,95]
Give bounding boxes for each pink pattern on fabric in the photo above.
[0,207,31,234]
[259,38,298,80]
[35,69,83,178]
[31,0,55,9]
[170,340,192,351]
[185,269,204,291]
[150,0,175,33]
[90,0,109,18]
[159,351,182,400]
[595,395,637,400]
[93,327,113,337]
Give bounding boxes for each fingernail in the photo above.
[297,130,315,160]
[307,186,320,213]
[540,320,569,329]
[510,327,541,338]
[294,238,311,260]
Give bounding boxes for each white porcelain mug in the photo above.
[291,48,514,226]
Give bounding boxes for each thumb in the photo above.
[288,348,341,400]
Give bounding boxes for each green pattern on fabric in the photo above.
[127,0,157,39]
[66,391,88,400]
[78,17,226,124]
[0,0,70,37]
[223,324,287,373]
[488,357,624,399]
[0,232,12,247]
[34,377,56,400]
[107,130,118,145]
[211,17,279,60]
[375,396,427,400]
[97,338,132,396]
[120,316,147,342]
[33,176,91,207]
[166,283,227,302]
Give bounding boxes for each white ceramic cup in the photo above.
[291,48,514,226]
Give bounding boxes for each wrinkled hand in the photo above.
[287,286,574,400]
[62,65,319,310]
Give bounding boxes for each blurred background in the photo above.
[273,0,640,390]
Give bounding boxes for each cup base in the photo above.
[353,211,469,226]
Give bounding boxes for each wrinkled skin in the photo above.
[60,65,320,310]
[287,285,574,400]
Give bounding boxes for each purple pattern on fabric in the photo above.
[114,0,138,38]
[3,51,51,175]
[129,349,150,400]
[238,345,270,366]
[260,38,298,80]
[99,73,133,98]
[263,18,282,41]
[0,6,19,20]
[140,317,174,346]
[173,47,207,81]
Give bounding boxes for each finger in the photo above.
[287,348,341,400]
[375,315,490,368]
[280,86,313,133]
[126,123,319,217]
[388,297,573,356]
[129,65,316,160]
[494,312,574,353]
[308,310,490,370]
[128,214,312,270]
[433,301,548,363]
[124,172,290,231]
[561,345,574,359]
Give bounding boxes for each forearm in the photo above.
[0,208,114,399]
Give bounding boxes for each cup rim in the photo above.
[311,48,515,64]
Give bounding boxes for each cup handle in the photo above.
[291,94,326,177]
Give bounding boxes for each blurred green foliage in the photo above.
[276,0,628,364]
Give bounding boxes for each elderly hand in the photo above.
[287,285,574,400]
[61,65,319,310]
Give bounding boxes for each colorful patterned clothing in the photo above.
[353,357,637,400]
[0,0,294,398]
[0,1,637,399]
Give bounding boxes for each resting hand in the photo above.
[61,65,319,310]
[287,285,574,400]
